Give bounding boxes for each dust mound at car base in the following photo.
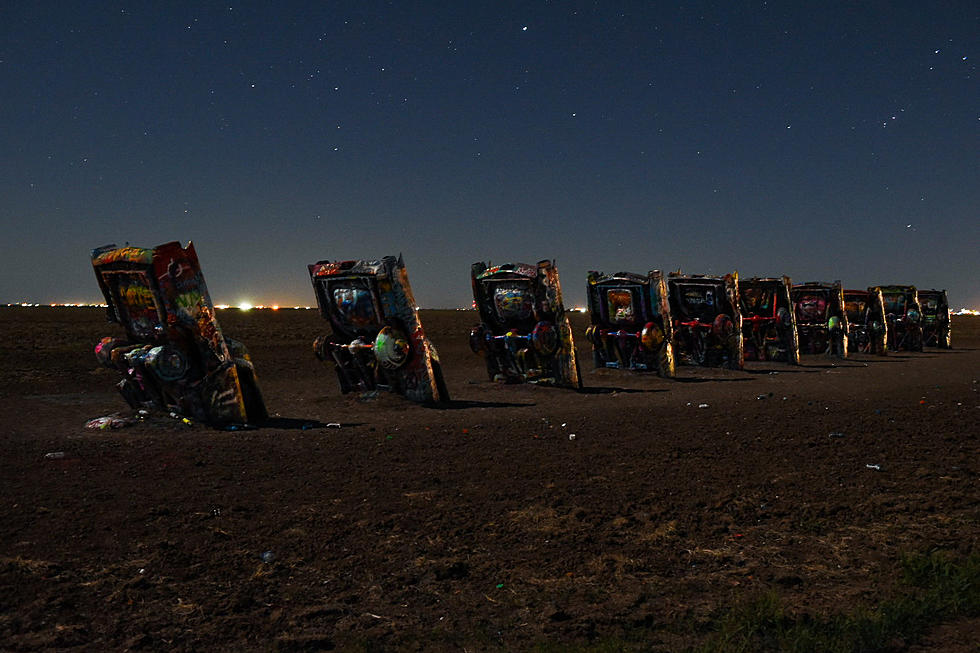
[1,308,977,651]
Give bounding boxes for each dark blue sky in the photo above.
[2,2,977,308]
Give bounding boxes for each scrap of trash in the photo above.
[84,414,141,430]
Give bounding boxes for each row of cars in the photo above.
[88,242,952,425]
[479,268,951,388]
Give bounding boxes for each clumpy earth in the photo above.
[1,308,977,651]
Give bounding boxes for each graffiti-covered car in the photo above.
[871,285,923,351]
[665,272,743,369]
[918,289,951,348]
[309,256,449,403]
[91,241,267,425]
[843,288,888,355]
[469,260,581,388]
[584,270,675,377]
[791,281,848,357]
[737,276,799,364]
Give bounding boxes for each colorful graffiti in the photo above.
[737,276,800,364]
[92,241,266,426]
[870,285,923,351]
[585,270,675,377]
[791,281,849,357]
[470,260,581,388]
[308,255,449,404]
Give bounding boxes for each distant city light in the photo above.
[238,302,253,311]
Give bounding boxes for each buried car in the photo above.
[917,289,951,349]
[791,281,849,357]
[469,260,581,388]
[665,272,744,369]
[584,270,675,377]
[737,276,800,364]
[91,241,267,426]
[871,285,923,351]
[309,256,449,403]
[843,288,888,355]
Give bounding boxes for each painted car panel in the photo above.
[665,272,744,369]
[843,288,888,355]
[92,241,267,425]
[917,289,951,348]
[791,281,849,357]
[309,255,449,404]
[586,270,675,377]
[870,284,923,351]
[470,260,581,388]
[738,276,800,364]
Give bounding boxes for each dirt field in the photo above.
[1,307,977,651]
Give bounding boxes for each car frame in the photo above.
[791,281,849,357]
[309,255,449,404]
[91,241,267,425]
[469,260,581,388]
[737,276,800,364]
[665,271,744,369]
[918,288,951,348]
[842,288,888,355]
[585,270,675,377]
[870,284,923,351]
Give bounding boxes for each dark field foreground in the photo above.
[1,308,977,651]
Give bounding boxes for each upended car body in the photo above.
[585,270,675,377]
[665,272,744,369]
[469,260,581,388]
[791,281,849,357]
[843,288,889,355]
[309,255,449,404]
[91,241,267,425]
[737,276,800,364]
[871,285,923,351]
[918,289,951,348]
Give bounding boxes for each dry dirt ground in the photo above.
[1,308,977,651]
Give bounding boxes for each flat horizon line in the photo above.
[4,303,980,316]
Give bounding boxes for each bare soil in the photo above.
[1,308,977,651]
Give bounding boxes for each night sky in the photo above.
[2,2,977,309]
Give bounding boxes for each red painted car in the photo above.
[737,276,800,364]
[791,281,848,357]
[92,241,266,426]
